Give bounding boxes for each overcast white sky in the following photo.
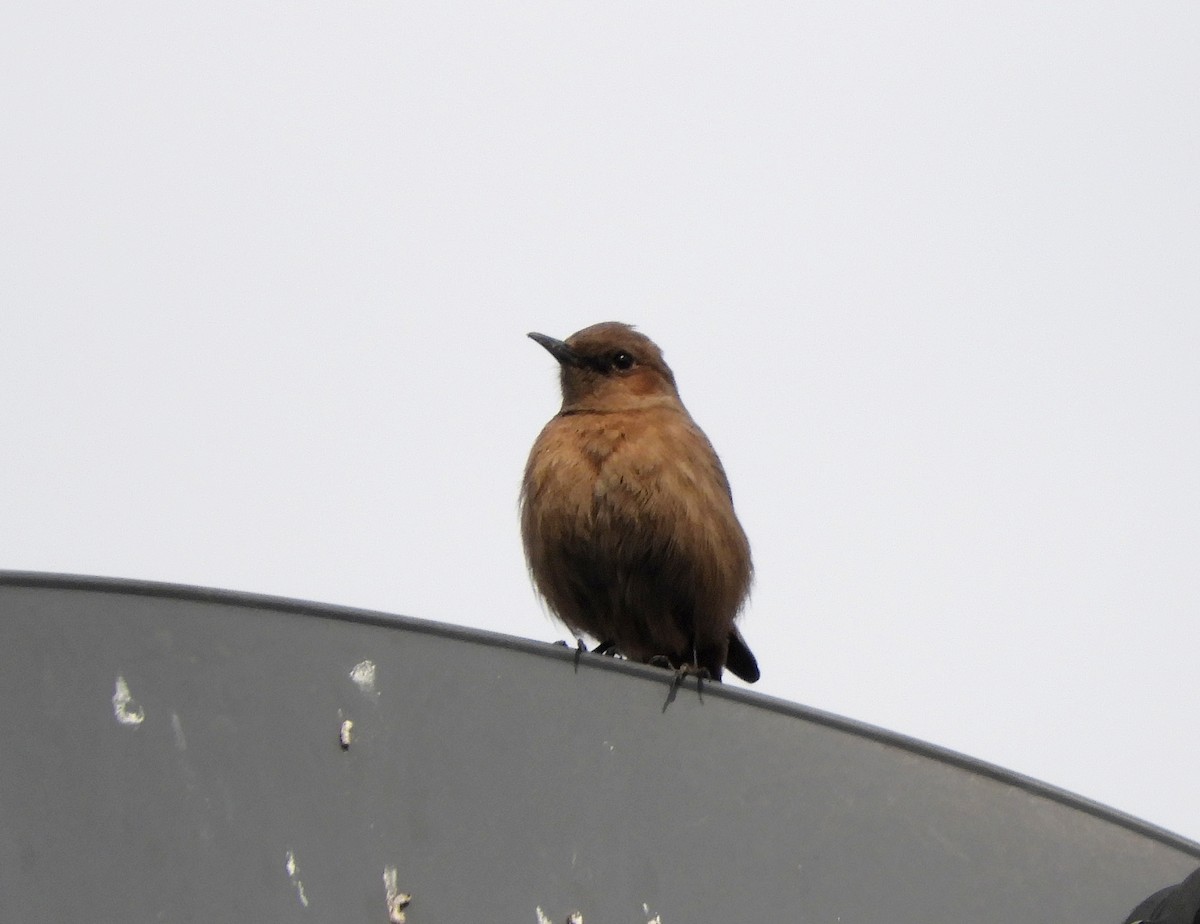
[3,3,1198,844]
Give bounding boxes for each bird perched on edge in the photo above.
[520,322,759,683]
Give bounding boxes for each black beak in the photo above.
[527,332,582,368]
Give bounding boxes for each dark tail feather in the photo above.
[726,628,760,683]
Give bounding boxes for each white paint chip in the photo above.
[285,850,309,907]
[383,866,411,922]
[536,908,554,924]
[112,675,144,726]
[350,660,378,696]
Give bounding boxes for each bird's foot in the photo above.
[657,660,710,711]
[554,638,589,672]
[592,640,618,656]
[673,663,712,687]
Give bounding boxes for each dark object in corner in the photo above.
[1123,865,1200,924]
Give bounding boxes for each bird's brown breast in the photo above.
[520,405,751,657]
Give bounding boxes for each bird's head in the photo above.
[528,322,681,413]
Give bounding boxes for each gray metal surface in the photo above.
[1,572,1196,923]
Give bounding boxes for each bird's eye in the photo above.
[610,351,635,371]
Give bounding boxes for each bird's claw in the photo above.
[657,660,710,711]
[672,663,711,691]
[553,638,589,672]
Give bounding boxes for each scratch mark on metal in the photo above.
[112,675,144,726]
[171,712,187,750]
[285,850,309,907]
[383,866,410,922]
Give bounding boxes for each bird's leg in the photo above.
[646,654,709,685]
[675,663,711,689]
[553,637,589,672]
[591,639,618,656]
[573,636,586,672]
[658,660,710,711]
[679,638,711,694]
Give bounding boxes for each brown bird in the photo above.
[520,321,759,683]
